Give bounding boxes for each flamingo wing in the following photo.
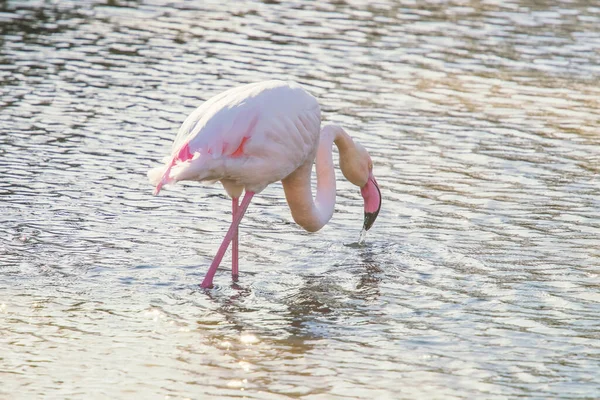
[171,81,268,155]
[149,83,266,194]
[149,81,320,195]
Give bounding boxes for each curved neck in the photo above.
[281,125,355,232]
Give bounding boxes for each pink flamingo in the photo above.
[148,81,381,288]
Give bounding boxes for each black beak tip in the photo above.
[363,211,378,231]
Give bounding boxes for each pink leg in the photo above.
[232,197,239,281]
[200,191,254,288]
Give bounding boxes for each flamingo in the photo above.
[148,80,381,288]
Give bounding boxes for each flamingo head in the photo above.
[341,142,381,231]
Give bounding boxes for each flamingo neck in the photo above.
[282,125,353,232]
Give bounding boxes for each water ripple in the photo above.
[1,0,599,399]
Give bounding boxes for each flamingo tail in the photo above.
[148,142,194,195]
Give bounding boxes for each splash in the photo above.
[358,228,368,246]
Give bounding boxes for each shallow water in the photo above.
[1,0,599,398]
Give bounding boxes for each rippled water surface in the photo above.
[1,1,599,398]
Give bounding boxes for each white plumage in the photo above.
[149,80,320,194]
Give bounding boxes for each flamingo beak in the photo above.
[360,172,381,231]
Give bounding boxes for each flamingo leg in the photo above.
[200,191,254,288]
[232,196,239,281]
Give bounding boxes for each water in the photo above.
[1,0,599,398]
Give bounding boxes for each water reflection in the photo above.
[354,245,383,297]
[199,245,384,342]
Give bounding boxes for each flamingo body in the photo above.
[149,81,321,195]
